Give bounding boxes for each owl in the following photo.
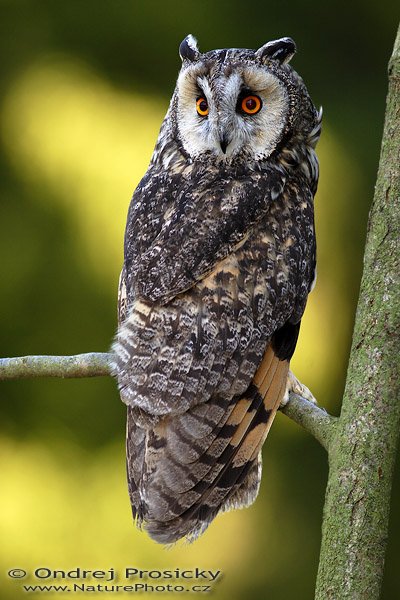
[111,35,321,544]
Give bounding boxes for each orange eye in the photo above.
[241,95,262,115]
[196,97,209,116]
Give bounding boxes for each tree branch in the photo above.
[0,353,112,379]
[280,395,338,452]
[0,352,336,449]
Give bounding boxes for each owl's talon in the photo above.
[280,370,317,407]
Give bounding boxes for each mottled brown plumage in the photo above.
[111,35,321,543]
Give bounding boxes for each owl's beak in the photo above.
[219,134,230,154]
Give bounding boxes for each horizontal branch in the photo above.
[280,394,337,451]
[0,352,112,379]
[0,352,337,450]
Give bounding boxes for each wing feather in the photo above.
[114,164,316,543]
[124,165,285,304]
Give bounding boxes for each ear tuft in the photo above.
[179,35,200,62]
[256,37,296,64]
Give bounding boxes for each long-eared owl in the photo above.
[111,35,322,544]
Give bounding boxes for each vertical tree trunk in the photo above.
[314,24,400,600]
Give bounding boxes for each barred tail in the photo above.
[125,344,289,544]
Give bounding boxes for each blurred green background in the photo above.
[0,2,398,599]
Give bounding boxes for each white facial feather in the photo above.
[176,61,289,161]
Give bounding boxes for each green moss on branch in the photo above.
[0,353,112,379]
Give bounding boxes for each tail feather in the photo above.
[126,410,146,522]
[126,345,289,543]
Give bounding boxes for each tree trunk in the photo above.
[314,23,400,600]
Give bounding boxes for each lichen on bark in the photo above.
[315,23,400,600]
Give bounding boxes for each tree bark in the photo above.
[314,24,400,600]
[0,352,112,379]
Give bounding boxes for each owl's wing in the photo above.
[117,265,128,325]
[114,169,315,544]
[116,165,314,415]
[124,164,287,304]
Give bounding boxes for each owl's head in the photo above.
[171,35,317,162]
